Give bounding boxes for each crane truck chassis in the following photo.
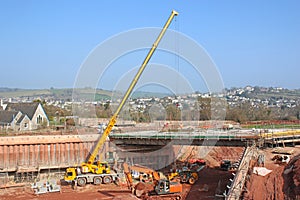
[71,171,121,187]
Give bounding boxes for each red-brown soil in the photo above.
[2,146,300,200]
[244,146,300,200]
[0,146,247,200]
[185,168,234,200]
[0,184,138,200]
[283,154,300,199]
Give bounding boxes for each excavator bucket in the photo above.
[135,182,147,198]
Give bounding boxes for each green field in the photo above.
[242,124,300,129]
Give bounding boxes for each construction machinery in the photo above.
[220,160,239,171]
[188,158,206,166]
[64,10,178,186]
[177,168,199,185]
[124,163,165,182]
[123,163,182,199]
[168,164,205,185]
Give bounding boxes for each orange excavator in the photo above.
[123,163,182,199]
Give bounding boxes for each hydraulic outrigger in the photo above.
[64,10,178,185]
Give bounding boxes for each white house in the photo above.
[4,102,49,130]
[0,110,31,131]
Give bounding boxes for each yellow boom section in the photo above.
[86,10,178,165]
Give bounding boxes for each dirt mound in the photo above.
[173,145,244,168]
[204,147,244,167]
[244,165,285,200]
[283,154,300,199]
[244,147,300,200]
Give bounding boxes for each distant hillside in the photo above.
[0,88,52,98]
[0,87,171,100]
[131,90,171,98]
[225,86,300,100]
[1,86,299,101]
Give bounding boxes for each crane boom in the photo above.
[85,10,178,165]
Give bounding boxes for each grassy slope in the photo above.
[0,88,169,100]
[0,89,51,98]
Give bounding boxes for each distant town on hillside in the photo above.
[0,86,300,125]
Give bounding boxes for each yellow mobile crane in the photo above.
[64,10,178,186]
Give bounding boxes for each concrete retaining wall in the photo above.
[0,134,101,172]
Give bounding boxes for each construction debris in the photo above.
[271,155,290,164]
[31,179,61,195]
[253,167,272,176]
[272,148,294,155]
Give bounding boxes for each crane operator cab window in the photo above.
[66,171,73,177]
[97,161,108,168]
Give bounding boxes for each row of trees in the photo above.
[97,97,299,123]
[43,97,300,124]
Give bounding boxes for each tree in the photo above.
[198,97,211,120]
[166,104,181,121]
[104,101,110,110]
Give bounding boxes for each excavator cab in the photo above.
[154,179,182,195]
[156,180,169,194]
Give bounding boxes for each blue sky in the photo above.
[0,0,299,91]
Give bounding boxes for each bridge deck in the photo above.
[110,129,300,147]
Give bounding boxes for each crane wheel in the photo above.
[77,178,87,187]
[188,176,196,185]
[93,177,102,185]
[103,176,112,184]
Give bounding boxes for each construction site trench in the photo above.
[1,129,300,200]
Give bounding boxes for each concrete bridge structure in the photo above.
[110,129,300,149]
[0,129,300,185]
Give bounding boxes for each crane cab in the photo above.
[64,167,77,182]
[81,161,111,174]
[94,161,111,174]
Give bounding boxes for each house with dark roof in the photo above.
[0,110,30,131]
[4,102,49,130]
